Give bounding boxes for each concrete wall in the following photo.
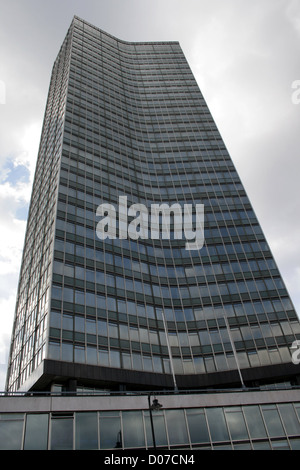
[1,389,299,414]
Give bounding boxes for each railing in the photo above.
[0,384,299,398]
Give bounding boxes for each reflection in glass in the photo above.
[252,441,271,450]
[0,414,24,450]
[99,415,122,449]
[243,406,267,439]
[144,411,168,447]
[290,439,300,450]
[262,406,285,438]
[76,412,98,449]
[122,411,145,448]
[206,408,229,442]
[271,440,290,450]
[278,404,300,435]
[186,409,210,444]
[24,414,49,450]
[233,443,251,450]
[51,415,73,450]
[225,408,248,440]
[165,410,189,445]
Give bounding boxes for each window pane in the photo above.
[234,443,251,450]
[99,349,109,366]
[87,346,97,365]
[75,412,98,450]
[243,406,267,439]
[271,439,290,450]
[278,404,300,435]
[51,415,73,450]
[165,410,189,445]
[145,411,168,447]
[290,439,300,450]
[225,408,248,440]
[75,346,85,363]
[262,406,285,438]
[252,441,271,450]
[99,416,122,449]
[122,411,145,448]
[186,409,210,444]
[62,342,73,361]
[0,414,24,450]
[24,414,49,450]
[110,350,121,368]
[206,408,229,442]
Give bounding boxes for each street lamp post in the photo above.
[148,395,162,449]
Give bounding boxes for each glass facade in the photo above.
[1,401,300,450]
[5,16,300,393]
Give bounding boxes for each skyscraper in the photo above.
[5,16,300,396]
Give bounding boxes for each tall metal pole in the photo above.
[161,310,178,391]
[223,315,246,388]
[148,394,156,449]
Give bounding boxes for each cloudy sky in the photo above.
[0,0,299,390]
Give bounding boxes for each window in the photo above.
[87,346,97,365]
[75,413,98,450]
[50,414,73,450]
[165,410,189,445]
[24,414,49,450]
[75,346,85,363]
[225,407,248,441]
[98,349,109,366]
[145,410,168,447]
[278,404,300,435]
[0,414,24,450]
[186,409,210,444]
[206,408,229,442]
[261,405,285,438]
[62,342,73,362]
[99,412,122,449]
[122,411,145,448]
[110,350,121,368]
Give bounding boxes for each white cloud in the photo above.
[286,0,300,35]
[17,122,41,183]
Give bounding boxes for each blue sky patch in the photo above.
[2,158,30,186]
[15,204,29,221]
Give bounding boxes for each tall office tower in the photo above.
[5,16,300,394]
